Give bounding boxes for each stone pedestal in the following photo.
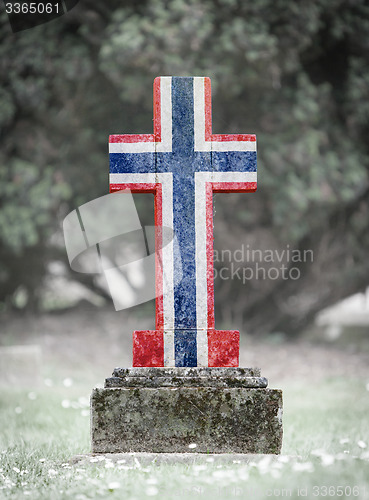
[91,368,283,454]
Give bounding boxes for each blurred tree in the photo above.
[0,0,368,333]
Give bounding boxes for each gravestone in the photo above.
[91,77,283,453]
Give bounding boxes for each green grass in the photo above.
[1,378,369,499]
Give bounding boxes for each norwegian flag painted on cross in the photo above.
[109,77,257,368]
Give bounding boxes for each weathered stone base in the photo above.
[91,368,283,454]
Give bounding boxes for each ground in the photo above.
[1,302,368,385]
[1,304,369,499]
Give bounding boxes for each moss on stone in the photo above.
[91,385,283,454]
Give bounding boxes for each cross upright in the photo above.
[109,77,257,368]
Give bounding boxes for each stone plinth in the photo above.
[91,368,283,454]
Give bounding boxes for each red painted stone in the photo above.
[133,329,239,368]
[207,330,239,367]
[133,330,164,367]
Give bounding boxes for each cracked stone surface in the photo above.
[105,375,268,388]
[112,367,261,377]
[91,370,283,454]
[106,367,267,388]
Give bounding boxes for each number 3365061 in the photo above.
[5,3,60,14]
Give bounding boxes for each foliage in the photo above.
[0,0,369,331]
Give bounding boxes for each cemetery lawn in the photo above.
[1,308,369,499]
[0,378,369,499]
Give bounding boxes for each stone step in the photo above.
[112,367,261,378]
[105,375,268,388]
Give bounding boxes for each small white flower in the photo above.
[206,457,214,463]
[146,486,158,496]
[63,378,73,387]
[292,462,314,472]
[339,438,349,445]
[39,459,46,463]
[81,410,89,417]
[24,491,31,496]
[188,443,197,449]
[104,462,114,469]
[311,448,325,457]
[90,458,99,463]
[15,407,22,414]
[358,440,367,449]
[44,378,53,387]
[212,470,225,478]
[146,477,158,485]
[108,482,121,490]
[78,396,89,407]
[13,467,20,474]
[116,459,126,464]
[193,464,207,472]
[27,392,37,400]
[238,470,249,481]
[321,454,335,466]
[256,455,272,473]
[48,469,58,477]
[61,400,70,409]
[271,468,281,479]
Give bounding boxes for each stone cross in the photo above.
[109,77,257,368]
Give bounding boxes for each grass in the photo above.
[1,377,369,499]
